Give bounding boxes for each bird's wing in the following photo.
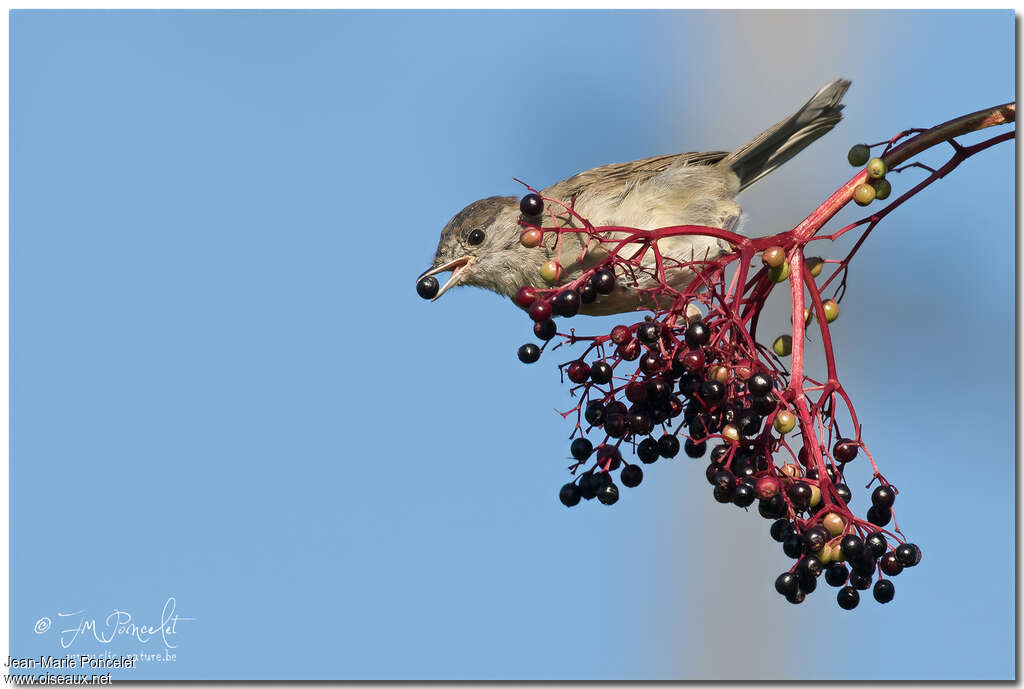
[541,151,729,205]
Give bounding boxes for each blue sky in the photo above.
[10,10,1014,679]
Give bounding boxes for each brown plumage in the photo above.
[420,79,851,315]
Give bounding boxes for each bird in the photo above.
[418,78,851,316]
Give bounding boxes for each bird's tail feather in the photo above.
[723,78,851,191]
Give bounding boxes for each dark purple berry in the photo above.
[867,505,892,527]
[590,361,613,384]
[559,483,581,507]
[872,485,896,509]
[570,437,593,460]
[880,552,903,576]
[837,586,859,610]
[684,321,711,348]
[895,543,921,567]
[684,438,706,458]
[597,482,619,505]
[578,281,597,304]
[775,572,798,596]
[840,534,864,560]
[732,481,756,507]
[591,269,616,295]
[873,579,895,603]
[825,563,849,587]
[578,472,601,500]
[552,289,581,317]
[747,373,773,396]
[637,437,660,464]
[833,438,859,463]
[865,532,887,558]
[520,193,544,217]
[517,343,540,364]
[416,275,439,299]
[534,319,557,340]
[657,434,680,458]
[621,464,643,488]
[849,572,873,590]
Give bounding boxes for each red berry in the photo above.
[528,300,552,322]
[567,361,590,384]
[756,476,780,499]
[681,350,704,372]
[514,286,539,309]
[617,340,641,361]
[610,325,631,345]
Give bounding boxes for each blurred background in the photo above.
[10,10,1014,680]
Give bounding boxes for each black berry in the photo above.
[637,322,660,344]
[591,269,616,295]
[684,321,711,348]
[849,572,873,590]
[578,281,597,304]
[872,485,896,509]
[683,438,706,458]
[416,275,439,299]
[895,543,920,567]
[865,532,888,558]
[747,373,773,396]
[579,472,601,500]
[833,438,859,463]
[873,579,895,604]
[637,437,660,464]
[867,505,892,527]
[552,290,581,317]
[584,401,605,426]
[837,586,860,610]
[559,482,581,507]
[590,361,613,384]
[775,572,798,597]
[520,193,544,217]
[597,482,619,505]
[732,481,756,507]
[621,464,643,488]
[570,437,593,460]
[517,343,540,364]
[534,319,557,340]
[657,434,680,458]
[825,563,849,587]
[840,535,864,560]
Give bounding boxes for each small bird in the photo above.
[419,79,850,316]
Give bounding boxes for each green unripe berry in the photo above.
[822,299,840,323]
[773,335,793,357]
[540,260,563,284]
[866,157,887,179]
[853,183,876,206]
[770,261,791,283]
[806,257,824,277]
[847,144,870,166]
[872,178,892,200]
[773,410,796,434]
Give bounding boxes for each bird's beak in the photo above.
[418,256,476,301]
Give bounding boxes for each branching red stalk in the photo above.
[512,102,1014,605]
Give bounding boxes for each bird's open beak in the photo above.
[417,256,476,301]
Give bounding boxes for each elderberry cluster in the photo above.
[511,272,921,608]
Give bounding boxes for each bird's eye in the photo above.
[467,229,485,245]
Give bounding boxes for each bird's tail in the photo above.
[722,78,851,192]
